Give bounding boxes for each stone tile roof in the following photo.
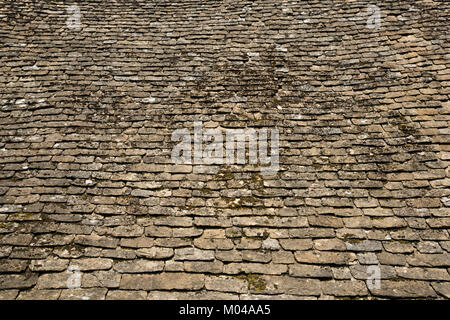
[0,0,449,300]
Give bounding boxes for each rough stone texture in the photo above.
[120,273,205,290]
[0,0,449,300]
[106,290,147,300]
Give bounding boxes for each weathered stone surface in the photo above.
[215,250,242,262]
[223,263,287,275]
[36,272,72,289]
[0,274,38,289]
[74,234,119,249]
[120,273,204,290]
[0,234,33,246]
[294,251,356,265]
[113,260,164,273]
[345,240,382,252]
[147,290,238,300]
[0,246,12,258]
[407,253,450,267]
[72,258,113,271]
[266,276,321,296]
[289,264,333,279]
[82,271,121,288]
[321,280,368,297]
[136,247,174,260]
[314,239,347,251]
[241,294,317,300]
[0,0,449,300]
[431,282,450,298]
[0,290,18,300]
[30,258,69,272]
[106,290,147,300]
[59,288,107,300]
[205,276,247,293]
[184,261,224,274]
[9,248,52,259]
[369,281,437,298]
[102,249,136,260]
[17,289,61,300]
[174,248,215,261]
[395,267,450,281]
[261,238,280,250]
[193,237,234,250]
[279,239,313,251]
[350,264,396,280]
[0,259,28,273]
[377,252,408,266]
[120,237,154,248]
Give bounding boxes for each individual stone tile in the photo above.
[120,273,204,290]
[101,249,136,260]
[331,268,352,280]
[193,237,234,250]
[215,250,242,262]
[356,253,379,265]
[431,282,450,299]
[113,260,164,273]
[147,290,238,300]
[174,247,215,261]
[9,247,52,259]
[223,263,287,275]
[0,246,12,258]
[345,240,382,252]
[382,241,414,254]
[82,271,121,288]
[321,280,368,297]
[349,264,396,280]
[235,238,262,250]
[17,289,61,300]
[73,258,113,271]
[106,290,147,300]
[30,257,69,272]
[120,237,154,248]
[184,261,224,273]
[30,234,74,247]
[369,281,437,298]
[205,276,247,293]
[0,290,19,300]
[314,239,347,251]
[416,241,443,254]
[294,251,356,265]
[289,264,333,279]
[395,267,450,281]
[164,260,184,272]
[271,251,295,264]
[240,249,271,263]
[59,288,107,300]
[74,234,119,249]
[154,238,192,248]
[0,274,38,289]
[261,238,280,250]
[264,276,321,296]
[407,253,450,267]
[0,233,33,246]
[279,239,313,251]
[136,247,174,259]
[377,252,407,266]
[0,259,28,273]
[97,225,144,238]
[36,272,72,289]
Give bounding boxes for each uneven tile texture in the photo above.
[0,0,449,299]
